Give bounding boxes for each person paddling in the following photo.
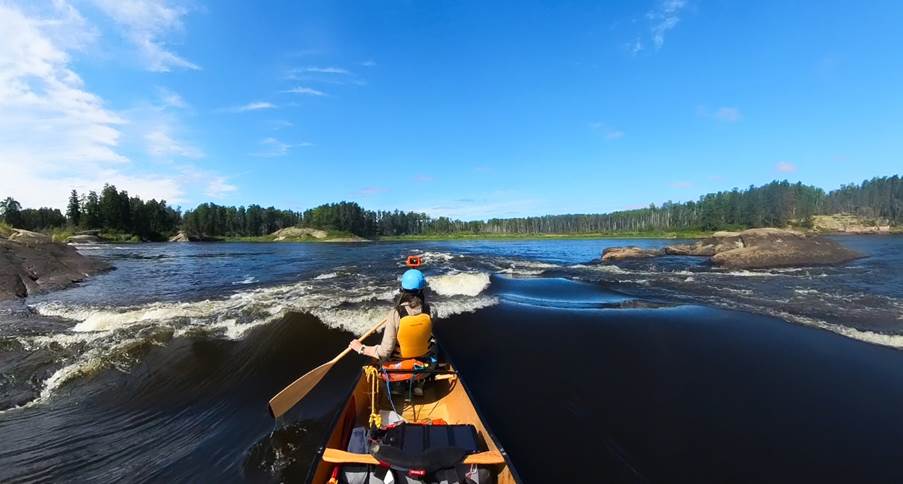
[348,268,434,396]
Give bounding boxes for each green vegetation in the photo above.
[180,203,301,238]
[1,175,901,242]
[221,230,357,242]
[0,185,180,241]
[0,221,12,238]
[379,230,715,241]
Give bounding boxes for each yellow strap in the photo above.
[363,365,381,429]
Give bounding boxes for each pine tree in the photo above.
[0,197,23,228]
[66,189,81,226]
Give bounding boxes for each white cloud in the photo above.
[302,66,350,74]
[647,0,687,49]
[223,101,276,113]
[205,176,237,199]
[0,3,229,209]
[0,2,126,207]
[285,86,326,96]
[157,86,187,108]
[145,128,202,158]
[253,137,291,157]
[776,162,797,173]
[670,181,693,189]
[89,0,199,72]
[361,60,376,67]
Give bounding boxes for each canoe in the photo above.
[306,362,518,483]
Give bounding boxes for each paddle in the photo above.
[268,318,387,418]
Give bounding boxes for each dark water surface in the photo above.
[1,237,902,482]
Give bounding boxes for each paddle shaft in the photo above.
[268,318,386,418]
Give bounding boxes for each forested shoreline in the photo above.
[1,176,901,240]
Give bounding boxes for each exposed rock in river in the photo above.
[66,234,102,244]
[0,229,110,300]
[603,228,861,269]
[602,246,662,262]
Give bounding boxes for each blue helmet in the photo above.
[401,269,426,290]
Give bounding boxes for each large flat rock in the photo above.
[602,228,861,269]
[0,236,111,301]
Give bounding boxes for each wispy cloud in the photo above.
[251,137,312,157]
[284,86,326,96]
[267,120,294,130]
[89,0,199,72]
[301,66,350,74]
[670,181,694,189]
[648,0,688,49]
[776,162,797,173]
[590,122,625,140]
[628,39,644,55]
[416,192,541,220]
[222,101,276,113]
[145,128,203,158]
[698,105,742,123]
[205,176,237,198]
[713,107,742,122]
[253,137,290,157]
[414,174,434,182]
[361,59,376,67]
[157,86,187,109]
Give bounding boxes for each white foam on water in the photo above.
[416,251,456,263]
[1,336,151,415]
[19,268,498,409]
[571,264,629,274]
[233,275,258,285]
[428,272,491,297]
[498,260,559,276]
[433,296,498,319]
[719,270,779,277]
[775,311,903,349]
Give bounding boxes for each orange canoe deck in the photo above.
[308,369,517,483]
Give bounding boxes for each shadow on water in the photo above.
[0,312,370,483]
[5,271,903,483]
[436,277,903,483]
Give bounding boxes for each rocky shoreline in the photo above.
[0,229,110,301]
[602,228,862,269]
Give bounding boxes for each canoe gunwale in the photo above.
[303,346,521,483]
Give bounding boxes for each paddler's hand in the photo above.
[348,340,365,355]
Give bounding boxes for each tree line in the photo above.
[2,175,900,239]
[1,185,181,240]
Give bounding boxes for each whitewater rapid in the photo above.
[8,266,496,412]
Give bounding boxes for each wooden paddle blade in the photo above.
[268,361,334,418]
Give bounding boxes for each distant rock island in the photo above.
[602,228,862,269]
[0,229,110,300]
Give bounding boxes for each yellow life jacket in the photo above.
[396,311,432,358]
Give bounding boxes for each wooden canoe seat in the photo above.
[323,448,506,465]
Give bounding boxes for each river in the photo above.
[1,237,902,482]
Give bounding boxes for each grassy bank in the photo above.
[220,230,363,243]
[377,230,714,241]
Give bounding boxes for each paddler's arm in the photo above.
[350,308,399,360]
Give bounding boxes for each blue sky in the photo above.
[2,1,902,219]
